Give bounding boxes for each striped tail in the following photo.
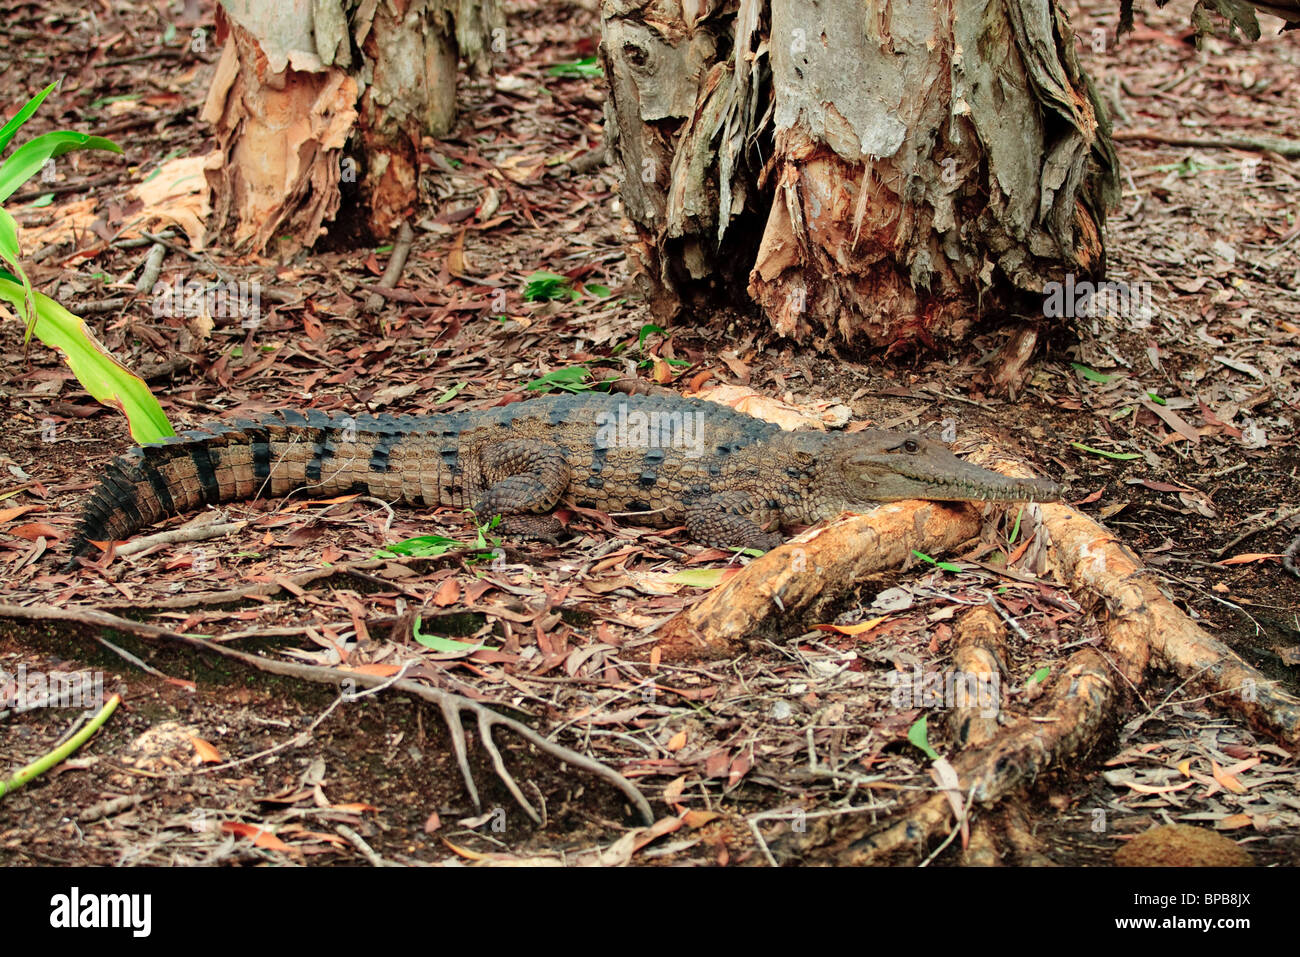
[67,410,459,562]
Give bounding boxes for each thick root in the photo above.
[775,649,1114,864]
[656,501,983,658]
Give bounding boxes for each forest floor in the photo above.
[0,0,1295,866]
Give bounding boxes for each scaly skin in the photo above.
[68,392,1060,559]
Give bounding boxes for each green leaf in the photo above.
[1028,667,1050,686]
[0,82,57,155]
[911,549,962,573]
[24,193,54,208]
[88,94,140,110]
[663,568,727,588]
[376,534,478,558]
[525,365,592,393]
[546,57,602,78]
[637,323,666,349]
[412,617,492,654]
[1145,391,1166,406]
[436,381,466,404]
[1151,158,1233,178]
[0,691,119,798]
[1070,441,1143,461]
[584,283,611,299]
[522,270,581,302]
[0,208,36,321]
[907,716,941,761]
[0,276,173,442]
[0,130,122,203]
[1008,507,1023,545]
[1069,362,1113,384]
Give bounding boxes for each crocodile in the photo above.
[68,391,1060,560]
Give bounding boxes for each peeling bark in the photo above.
[204,0,501,253]
[601,0,1119,349]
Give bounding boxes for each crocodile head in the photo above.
[829,429,1060,507]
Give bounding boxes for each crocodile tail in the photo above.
[69,420,265,560]
[67,410,359,562]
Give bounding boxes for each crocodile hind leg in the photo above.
[470,440,572,542]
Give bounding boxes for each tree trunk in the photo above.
[202,0,501,255]
[601,0,1120,350]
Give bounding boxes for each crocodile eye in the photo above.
[903,439,919,453]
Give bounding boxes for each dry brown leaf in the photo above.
[1217,553,1280,565]
[814,615,889,637]
[687,384,851,430]
[682,810,720,828]
[221,822,291,852]
[125,155,212,248]
[9,523,62,541]
[433,579,461,607]
[662,775,687,804]
[189,736,222,763]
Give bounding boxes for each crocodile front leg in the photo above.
[685,492,782,551]
[471,440,572,542]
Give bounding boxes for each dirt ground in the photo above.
[0,0,1296,866]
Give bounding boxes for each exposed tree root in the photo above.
[947,605,1010,747]
[775,649,1114,864]
[1041,504,1300,747]
[969,449,1300,745]
[655,501,984,659]
[963,803,1056,866]
[665,442,1297,861]
[0,603,653,825]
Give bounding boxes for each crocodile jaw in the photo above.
[833,430,1060,507]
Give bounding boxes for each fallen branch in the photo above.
[364,221,416,313]
[0,694,121,798]
[111,520,249,558]
[1112,129,1300,157]
[0,603,653,824]
[1213,504,1300,558]
[95,556,473,610]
